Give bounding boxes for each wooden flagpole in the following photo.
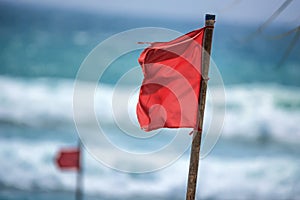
[76,140,83,200]
[186,14,216,200]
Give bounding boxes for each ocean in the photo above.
[0,2,300,200]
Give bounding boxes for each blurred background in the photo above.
[0,0,300,199]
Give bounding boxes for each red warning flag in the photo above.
[56,148,80,170]
[136,27,206,131]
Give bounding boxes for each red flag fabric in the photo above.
[136,27,206,131]
[56,148,80,170]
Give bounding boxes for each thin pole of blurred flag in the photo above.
[186,14,216,200]
[75,141,83,200]
[55,140,83,200]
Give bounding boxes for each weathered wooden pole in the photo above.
[186,14,215,200]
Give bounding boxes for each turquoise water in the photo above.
[1,2,300,200]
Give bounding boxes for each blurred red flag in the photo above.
[56,148,80,170]
[136,27,206,131]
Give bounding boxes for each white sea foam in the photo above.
[0,76,114,127]
[1,76,299,144]
[222,84,300,143]
[0,139,299,199]
[0,75,300,198]
[198,156,300,199]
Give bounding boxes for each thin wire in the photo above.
[277,27,300,68]
[245,0,294,41]
[242,0,299,67]
[263,26,299,40]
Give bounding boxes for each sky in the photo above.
[3,0,300,25]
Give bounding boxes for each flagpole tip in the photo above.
[205,14,216,26]
[205,14,215,21]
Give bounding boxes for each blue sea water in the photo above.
[0,2,300,200]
